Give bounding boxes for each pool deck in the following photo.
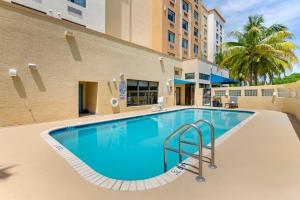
[1,107,300,200]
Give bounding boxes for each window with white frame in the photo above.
[185,73,195,79]
[194,27,198,37]
[229,90,241,96]
[68,0,86,7]
[182,20,189,31]
[215,90,226,96]
[168,9,175,23]
[168,31,175,43]
[182,39,188,49]
[245,89,258,96]
[262,89,274,96]
[182,1,189,12]
[278,88,288,97]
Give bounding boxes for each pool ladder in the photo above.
[163,119,216,182]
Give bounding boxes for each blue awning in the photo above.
[174,79,195,85]
[210,74,239,84]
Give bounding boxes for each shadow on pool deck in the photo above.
[0,164,18,181]
[287,114,300,141]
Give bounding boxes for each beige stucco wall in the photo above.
[211,81,300,121]
[105,0,153,48]
[0,2,181,126]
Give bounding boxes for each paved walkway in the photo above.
[1,108,300,200]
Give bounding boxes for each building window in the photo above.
[168,9,175,23]
[216,45,219,52]
[182,1,189,12]
[194,44,198,55]
[199,84,209,89]
[229,90,241,96]
[262,89,274,96]
[220,25,223,32]
[203,42,207,50]
[216,21,219,28]
[199,73,210,81]
[278,88,288,97]
[185,73,195,79]
[245,89,258,96]
[194,0,199,4]
[182,39,188,49]
[220,36,223,43]
[168,31,175,43]
[127,80,158,107]
[68,0,86,7]
[215,90,226,96]
[216,33,219,40]
[194,27,198,37]
[182,20,189,31]
[194,11,199,21]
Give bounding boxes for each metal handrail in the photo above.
[177,119,216,168]
[163,119,217,183]
[163,123,205,182]
[193,119,217,169]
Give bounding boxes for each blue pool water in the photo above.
[50,109,253,180]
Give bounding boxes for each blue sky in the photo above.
[203,0,300,73]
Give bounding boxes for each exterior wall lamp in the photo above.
[28,63,37,70]
[8,68,17,77]
[64,31,74,38]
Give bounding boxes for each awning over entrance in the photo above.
[174,79,195,85]
[210,74,239,84]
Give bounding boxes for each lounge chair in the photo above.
[225,96,238,109]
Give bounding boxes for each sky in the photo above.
[203,0,300,74]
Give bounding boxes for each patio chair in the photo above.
[225,96,238,109]
[152,96,164,111]
[157,96,164,110]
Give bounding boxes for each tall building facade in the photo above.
[207,8,225,63]
[4,0,106,33]
[106,0,225,64]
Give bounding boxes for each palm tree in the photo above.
[220,15,298,86]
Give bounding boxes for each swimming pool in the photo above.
[49,108,253,182]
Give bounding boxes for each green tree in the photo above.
[273,73,300,84]
[220,15,298,86]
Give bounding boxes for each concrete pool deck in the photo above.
[1,107,300,200]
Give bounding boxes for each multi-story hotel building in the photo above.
[4,0,225,64]
[106,0,225,63]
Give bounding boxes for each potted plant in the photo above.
[212,96,221,107]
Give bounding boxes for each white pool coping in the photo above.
[40,107,258,191]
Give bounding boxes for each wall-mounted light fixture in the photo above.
[8,68,17,77]
[112,78,117,83]
[64,31,74,38]
[273,91,277,97]
[159,57,164,62]
[119,73,124,78]
[28,63,37,70]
